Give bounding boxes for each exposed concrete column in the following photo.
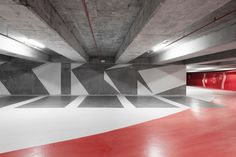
[61,63,71,94]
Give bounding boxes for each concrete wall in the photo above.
[0,62,186,95]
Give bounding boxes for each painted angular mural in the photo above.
[0,62,186,95]
[71,64,186,95]
[0,62,49,95]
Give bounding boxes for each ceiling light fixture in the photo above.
[152,40,169,52]
[217,67,236,71]
[18,37,45,49]
[187,65,217,72]
[27,39,45,49]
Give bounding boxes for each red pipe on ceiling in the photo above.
[81,0,99,54]
[165,9,236,48]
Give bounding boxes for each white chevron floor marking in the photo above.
[154,96,189,109]
[0,96,46,110]
[117,95,136,108]
[65,96,85,108]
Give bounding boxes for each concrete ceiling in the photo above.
[116,0,232,63]
[49,0,144,57]
[149,0,236,65]
[0,0,88,62]
[0,0,235,64]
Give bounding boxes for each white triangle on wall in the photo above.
[33,63,61,95]
[0,81,10,95]
[71,63,83,70]
[104,72,120,93]
[0,62,5,66]
[137,81,152,95]
[138,65,186,94]
[107,64,131,70]
[71,71,88,95]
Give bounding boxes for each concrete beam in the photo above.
[15,0,89,62]
[115,0,231,63]
[115,0,164,62]
[0,34,49,62]
[184,49,236,65]
[150,22,236,65]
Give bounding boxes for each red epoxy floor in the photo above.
[1,95,236,157]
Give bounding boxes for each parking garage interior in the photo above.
[0,0,236,157]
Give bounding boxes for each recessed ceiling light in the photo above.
[146,50,152,54]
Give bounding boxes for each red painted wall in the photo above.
[187,70,236,91]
